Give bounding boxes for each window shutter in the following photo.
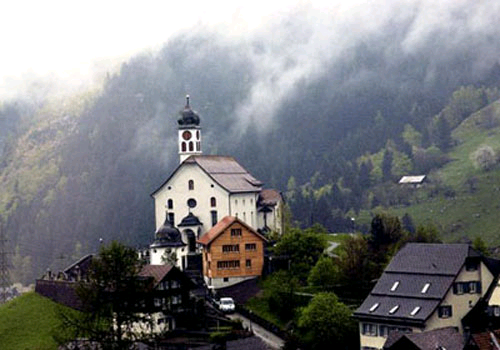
[477,281,482,294]
[453,283,457,294]
[438,307,443,317]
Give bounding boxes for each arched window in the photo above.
[210,197,216,207]
[181,142,186,152]
[196,130,200,140]
[189,141,194,151]
[188,180,194,190]
[167,199,173,209]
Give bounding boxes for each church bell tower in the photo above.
[178,95,202,163]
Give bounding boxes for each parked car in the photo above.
[218,297,235,313]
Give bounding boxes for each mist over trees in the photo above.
[2,2,500,283]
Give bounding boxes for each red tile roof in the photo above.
[471,330,500,350]
[197,216,267,246]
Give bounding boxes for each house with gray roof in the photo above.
[353,243,495,350]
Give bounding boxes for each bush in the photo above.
[471,145,498,171]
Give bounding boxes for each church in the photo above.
[147,96,283,285]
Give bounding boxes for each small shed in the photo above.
[398,175,426,188]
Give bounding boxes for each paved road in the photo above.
[325,241,339,257]
[227,313,284,350]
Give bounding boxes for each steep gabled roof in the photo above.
[139,264,196,290]
[139,264,174,286]
[197,216,268,246]
[354,243,482,325]
[151,155,262,196]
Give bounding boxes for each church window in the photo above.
[187,198,197,208]
[168,213,175,225]
[196,142,200,151]
[189,141,194,151]
[181,142,186,152]
[188,180,194,190]
[243,212,246,222]
[210,197,216,207]
[196,130,200,140]
[211,210,218,226]
[167,199,173,209]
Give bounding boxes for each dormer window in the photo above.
[421,283,430,294]
[389,305,399,314]
[369,303,379,312]
[410,306,421,316]
[391,281,400,292]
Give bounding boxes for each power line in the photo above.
[0,219,12,303]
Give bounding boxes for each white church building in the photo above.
[148,96,283,272]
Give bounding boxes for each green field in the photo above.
[356,101,500,246]
[0,292,73,350]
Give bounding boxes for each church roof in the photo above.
[198,216,268,246]
[150,218,186,248]
[177,95,200,127]
[178,212,202,227]
[152,155,263,196]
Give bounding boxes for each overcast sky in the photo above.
[1,0,498,102]
[0,0,315,98]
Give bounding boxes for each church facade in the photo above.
[148,97,283,285]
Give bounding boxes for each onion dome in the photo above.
[178,212,203,227]
[177,95,200,126]
[151,218,185,248]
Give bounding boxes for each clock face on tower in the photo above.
[182,130,192,141]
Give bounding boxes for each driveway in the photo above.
[227,313,285,350]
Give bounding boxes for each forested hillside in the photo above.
[2,12,500,284]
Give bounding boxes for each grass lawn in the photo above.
[0,292,75,350]
[245,295,287,329]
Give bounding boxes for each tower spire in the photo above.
[177,96,202,163]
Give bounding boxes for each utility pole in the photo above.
[0,219,11,303]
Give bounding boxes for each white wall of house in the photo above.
[425,262,492,333]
